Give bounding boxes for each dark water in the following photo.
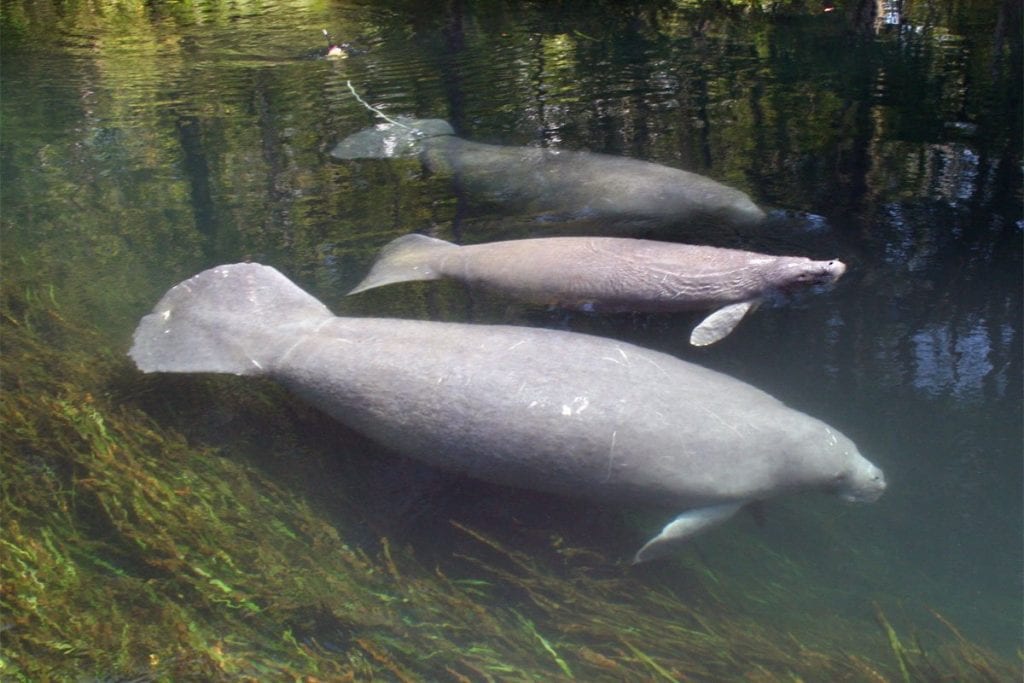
[3,0,1021,666]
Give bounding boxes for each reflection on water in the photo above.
[912,319,995,400]
[2,0,1020,677]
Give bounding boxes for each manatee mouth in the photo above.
[842,488,884,504]
[814,259,846,285]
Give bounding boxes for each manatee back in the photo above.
[270,317,842,507]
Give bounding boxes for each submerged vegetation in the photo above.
[1,260,1016,683]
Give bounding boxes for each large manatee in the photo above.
[349,234,847,346]
[129,263,885,562]
[330,118,765,232]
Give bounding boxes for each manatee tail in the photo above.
[329,118,454,160]
[348,234,458,295]
[129,263,333,376]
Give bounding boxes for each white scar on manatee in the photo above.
[601,346,632,367]
[700,406,745,440]
[560,396,590,416]
[636,354,669,379]
[278,319,342,365]
[129,263,885,563]
[604,429,618,483]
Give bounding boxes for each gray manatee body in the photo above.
[330,118,765,231]
[349,235,847,346]
[129,263,885,562]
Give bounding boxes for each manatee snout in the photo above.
[840,461,886,503]
[808,259,846,286]
[823,259,847,283]
[784,258,846,290]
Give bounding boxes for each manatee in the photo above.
[349,234,847,346]
[330,118,765,232]
[129,263,885,562]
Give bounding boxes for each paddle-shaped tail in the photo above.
[348,234,458,295]
[329,118,454,160]
[129,263,333,376]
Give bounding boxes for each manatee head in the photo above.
[788,424,886,503]
[835,454,887,503]
[659,170,766,228]
[770,257,846,291]
[695,187,766,227]
[820,429,886,503]
[727,194,769,226]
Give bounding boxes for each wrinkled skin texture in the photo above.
[351,235,846,313]
[130,264,885,558]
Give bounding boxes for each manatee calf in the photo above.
[129,263,885,562]
[330,118,765,232]
[350,235,847,346]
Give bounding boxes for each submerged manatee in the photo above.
[349,234,847,346]
[330,118,765,232]
[129,263,885,562]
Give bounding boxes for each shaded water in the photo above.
[2,0,1021,678]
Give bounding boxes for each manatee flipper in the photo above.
[633,503,744,564]
[129,263,333,376]
[348,234,459,295]
[329,118,455,160]
[689,299,761,347]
